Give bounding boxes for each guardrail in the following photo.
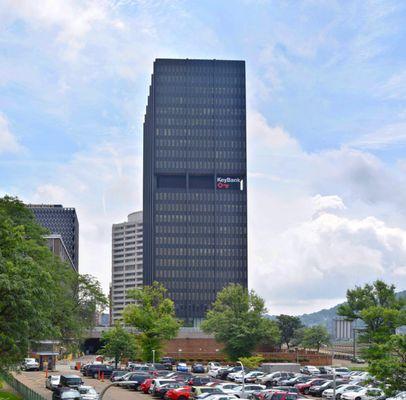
[1,373,47,400]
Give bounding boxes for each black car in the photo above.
[59,375,83,389]
[83,364,114,379]
[309,380,346,397]
[219,366,242,380]
[161,357,176,365]
[191,363,205,374]
[52,388,81,400]
[187,376,212,386]
[120,373,150,390]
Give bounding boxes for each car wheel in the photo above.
[178,396,187,400]
[265,382,272,388]
[355,397,361,400]
[304,389,310,395]
[336,395,341,400]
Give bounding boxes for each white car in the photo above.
[235,371,265,383]
[341,388,384,400]
[386,392,406,400]
[349,372,372,382]
[78,386,99,400]
[322,384,363,400]
[45,375,61,391]
[149,378,177,393]
[333,368,351,377]
[22,358,40,371]
[216,383,240,392]
[228,384,266,398]
[201,395,238,400]
[208,362,222,378]
[301,365,320,375]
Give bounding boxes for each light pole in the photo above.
[237,361,245,398]
[178,348,182,362]
[152,349,156,365]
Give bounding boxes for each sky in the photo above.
[1,0,406,315]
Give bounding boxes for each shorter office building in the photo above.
[111,211,143,323]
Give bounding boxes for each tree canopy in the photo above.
[276,314,303,349]
[123,282,181,361]
[100,323,138,368]
[0,196,107,370]
[300,325,330,352]
[201,284,280,360]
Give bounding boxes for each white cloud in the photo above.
[248,112,406,314]
[0,112,23,154]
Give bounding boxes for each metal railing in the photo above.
[1,373,47,400]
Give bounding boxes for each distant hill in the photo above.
[269,290,406,334]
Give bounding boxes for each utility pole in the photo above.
[237,361,245,398]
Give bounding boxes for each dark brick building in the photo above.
[143,58,247,325]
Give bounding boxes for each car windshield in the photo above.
[79,388,97,395]
[61,391,80,399]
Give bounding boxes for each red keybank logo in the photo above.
[216,177,243,190]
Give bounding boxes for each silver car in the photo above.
[46,375,61,391]
[78,386,99,400]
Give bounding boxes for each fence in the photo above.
[1,373,47,400]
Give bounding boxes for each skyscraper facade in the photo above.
[29,204,79,271]
[111,211,143,322]
[143,58,247,325]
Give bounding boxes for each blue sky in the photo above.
[1,0,406,314]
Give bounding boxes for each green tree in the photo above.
[337,280,405,357]
[201,284,280,360]
[368,334,406,395]
[123,282,181,362]
[0,196,107,371]
[100,323,138,368]
[300,325,330,352]
[276,315,303,349]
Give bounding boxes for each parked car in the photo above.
[300,366,320,375]
[235,371,265,383]
[259,372,297,388]
[154,382,183,398]
[386,392,406,400]
[83,364,114,379]
[177,363,189,372]
[295,379,328,395]
[187,377,213,386]
[52,388,81,400]
[22,358,40,371]
[341,388,384,400]
[216,384,240,392]
[110,370,128,382]
[200,395,238,400]
[78,386,100,400]
[59,375,84,390]
[192,363,206,374]
[150,378,177,394]
[219,366,243,381]
[46,375,61,391]
[333,368,351,377]
[279,376,311,387]
[166,385,193,400]
[162,357,177,365]
[322,384,363,400]
[191,387,225,398]
[309,380,347,397]
[318,367,333,375]
[120,372,151,390]
[266,391,300,400]
[140,378,155,394]
[228,384,266,399]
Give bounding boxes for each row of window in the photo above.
[155,85,245,96]
[155,63,243,74]
[155,237,246,246]
[155,255,247,270]
[155,74,244,85]
[155,203,246,213]
[156,117,245,127]
[155,247,246,256]
[155,191,246,201]
[156,96,244,107]
[156,139,245,150]
[155,225,246,235]
[156,107,245,116]
[156,149,245,160]
[156,161,246,170]
[155,128,244,137]
[155,214,246,224]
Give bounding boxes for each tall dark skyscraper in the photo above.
[143,58,247,325]
[28,204,79,272]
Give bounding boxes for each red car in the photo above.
[140,378,154,394]
[267,392,299,400]
[165,386,192,400]
[295,379,327,395]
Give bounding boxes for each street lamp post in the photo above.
[178,348,182,361]
[237,361,245,398]
[152,349,156,365]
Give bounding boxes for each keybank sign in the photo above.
[216,176,244,191]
